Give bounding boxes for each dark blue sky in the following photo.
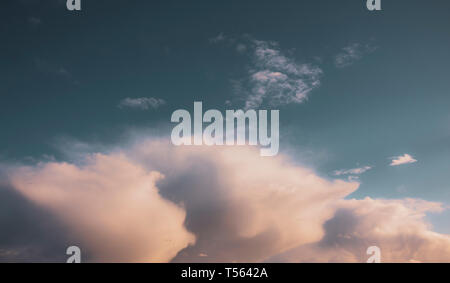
[2,0,450,231]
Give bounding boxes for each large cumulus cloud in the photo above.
[3,138,450,262]
[127,140,358,262]
[8,153,195,263]
[270,198,450,263]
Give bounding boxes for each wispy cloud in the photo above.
[34,58,78,84]
[236,43,247,53]
[334,166,372,176]
[335,42,377,68]
[216,36,322,109]
[390,154,418,166]
[118,97,166,110]
[245,40,322,109]
[209,32,226,44]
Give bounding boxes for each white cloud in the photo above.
[118,97,166,110]
[334,166,372,176]
[244,40,322,109]
[214,37,322,109]
[390,154,418,166]
[335,43,377,68]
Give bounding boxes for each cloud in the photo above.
[118,97,166,110]
[244,40,322,109]
[0,184,71,263]
[213,36,322,109]
[269,198,450,263]
[3,137,450,262]
[333,166,372,176]
[8,153,195,263]
[236,43,247,53]
[335,43,377,68]
[390,154,418,166]
[130,141,357,262]
[209,33,226,44]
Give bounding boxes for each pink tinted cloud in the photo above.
[6,138,450,263]
[9,153,194,262]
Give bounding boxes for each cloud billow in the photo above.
[2,138,450,263]
[8,153,194,263]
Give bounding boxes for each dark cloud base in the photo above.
[0,185,73,263]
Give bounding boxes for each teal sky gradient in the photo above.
[2,0,450,232]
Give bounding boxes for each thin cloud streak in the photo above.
[118,97,166,110]
[335,42,377,68]
[334,166,372,176]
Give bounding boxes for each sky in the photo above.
[1,0,450,262]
